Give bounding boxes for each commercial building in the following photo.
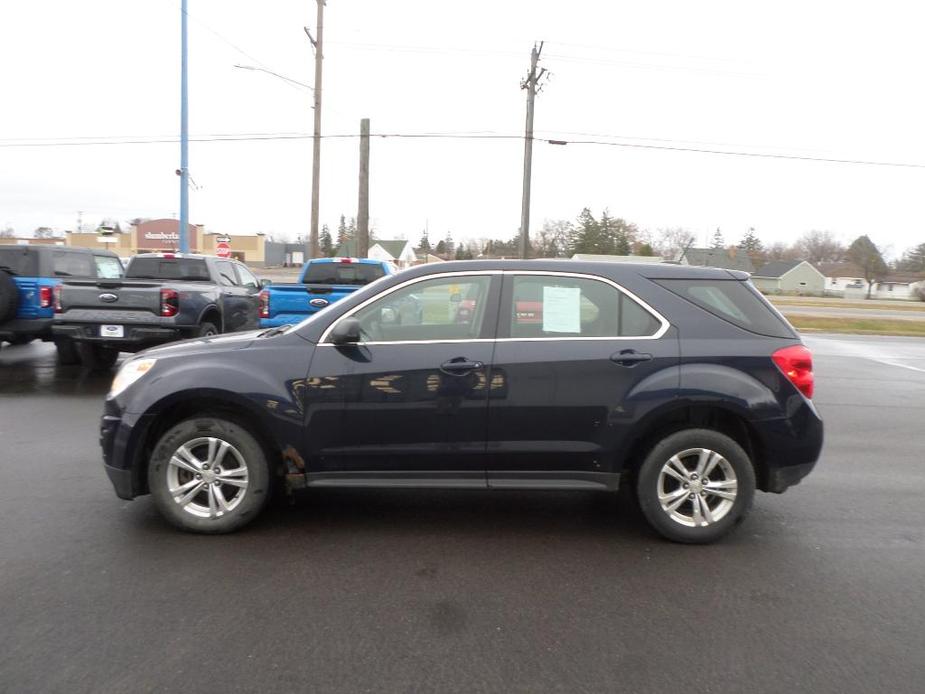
[62,219,268,266]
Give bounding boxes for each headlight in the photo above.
[108,358,157,398]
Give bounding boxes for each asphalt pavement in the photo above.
[1,336,924,694]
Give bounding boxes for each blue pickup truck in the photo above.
[1,245,125,362]
[259,257,398,328]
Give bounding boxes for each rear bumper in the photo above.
[54,323,184,351]
[765,461,816,493]
[0,318,53,340]
[754,405,824,493]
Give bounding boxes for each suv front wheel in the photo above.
[148,417,271,533]
[636,429,756,544]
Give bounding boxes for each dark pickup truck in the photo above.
[53,253,262,369]
[0,245,124,363]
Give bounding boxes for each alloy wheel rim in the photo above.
[657,447,737,528]
[167,436,249,519]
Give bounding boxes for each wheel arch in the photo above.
[620,401,770,492]
[130,388,283,496]
[197,305,223,332]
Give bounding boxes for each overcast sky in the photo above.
[2,1,924,256]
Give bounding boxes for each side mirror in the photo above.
[259,278,271,288]
[329,316,361,345]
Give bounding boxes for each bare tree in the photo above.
[765,241,800,262]
[535,219,573,258]
[0,226,15,238]
[794,230,844,264]
[656,227,696,261]
[34,226,55,239]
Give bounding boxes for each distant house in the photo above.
[816,262,925,300]
[680,247,755,273]
[752,260,826,295]
[570,254,664,263]
[416,252,445,264]
[335,239,417,268]
[816,263,925,300]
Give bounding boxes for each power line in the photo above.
[3,131,925,169]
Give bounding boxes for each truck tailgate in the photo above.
[266,283,359,324]
[58,279,163,315]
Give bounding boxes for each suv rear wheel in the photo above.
[636,429,756,544]
[148,417,270,534]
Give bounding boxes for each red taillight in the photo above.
[259,289,270,319]
[52,285,62,313]
[160,288,179,317]
[40,286,53,309]
[772,345,814,399]
[339,257,355,264]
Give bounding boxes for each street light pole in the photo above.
[179,0,190,253]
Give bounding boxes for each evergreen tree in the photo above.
[336,215,348,246]
[418,230,431,253]
[435,240,447,257]
[896,242,925,273]
[570,208,600,254]
[738,227,765,263]
[444,232,454,259]
[711,227,725,249]
[846,235,888,298]
[636,242,656,256]
[319,224,334,257]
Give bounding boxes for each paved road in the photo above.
[1,336,924,693]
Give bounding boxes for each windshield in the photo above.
[303,262,385,286]
[125,257,211,281]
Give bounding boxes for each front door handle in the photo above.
[440,358,484,376]
[610,350,653,367]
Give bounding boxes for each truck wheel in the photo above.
[54,338,80,365]
[77,342,120,371]
[0,269,18,323]
[636,429,756,544]
[148,417,271,533]
[197,321,219,338]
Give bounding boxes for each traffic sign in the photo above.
[216,241,231,258]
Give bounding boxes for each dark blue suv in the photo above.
[99,260,822,543]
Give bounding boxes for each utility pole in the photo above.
[519,41,545,259]
[356,118,370,258]
[305,0,325,259]
[179,0,190,253]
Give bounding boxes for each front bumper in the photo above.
[100,406,151,500]
[54,323,184,350]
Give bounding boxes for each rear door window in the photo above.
[215,261,239,287]
[125,258,211,281]
[0,248,38,275]
[93,255,124,279]
[654,279,795,338]
[53,251,94,278]
[304,262,385,286]
[506,275,663,338]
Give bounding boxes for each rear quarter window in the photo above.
[53,250,94,278]
[654,278,795,338]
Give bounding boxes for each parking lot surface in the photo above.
[1,334,924,693]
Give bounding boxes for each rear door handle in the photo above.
[610,350,653,367]
[440,358,484,375]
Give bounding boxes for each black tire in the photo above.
[54,338,80,365]
[0,269,18,323]
[197,321,219,338]
[76,342,120,371]
[636,429,756,544]
[148,417,271,534]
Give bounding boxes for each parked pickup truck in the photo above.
[259,257,397,328]
[0,245,124,363]
[53,253,262,370]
